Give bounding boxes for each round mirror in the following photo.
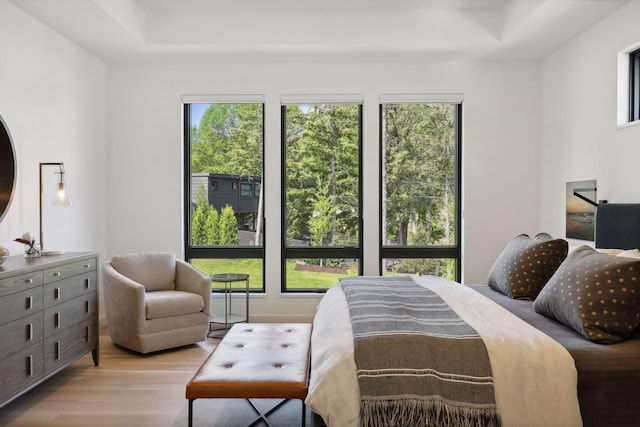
[0,115,17,224]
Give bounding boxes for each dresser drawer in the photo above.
[0,270,44,298]
[44,318,96,374]
[0,343,44,403]
[0,312,43,360]
[0,287,44,327]
[44,292,97,336]
[44,270,97,308]
[43,257,97,284]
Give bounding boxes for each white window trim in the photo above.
[617,41,640,128]
[280,94,364,105]
[379,93,464,104]
[182,94,266,104]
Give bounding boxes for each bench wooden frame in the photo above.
[185,323,312,427]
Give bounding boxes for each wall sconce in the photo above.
[39,162,72,254]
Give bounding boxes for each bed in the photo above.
[305,203,640,427]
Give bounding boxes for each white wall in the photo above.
[0,1,107,315]
[540,1,640,240]
[0,0,548,324]
[107,60,541,321]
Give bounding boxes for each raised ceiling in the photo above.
[8,0,628,63]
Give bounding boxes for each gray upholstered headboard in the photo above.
[595,203,640,249]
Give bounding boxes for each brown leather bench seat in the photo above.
[186,323,312,427]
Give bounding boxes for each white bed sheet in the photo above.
[305,276,582,427]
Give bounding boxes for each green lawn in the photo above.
[192,259,264,289]
[191,258,358,290]
[285,262,358,289]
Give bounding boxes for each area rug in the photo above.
[172,397,321,427]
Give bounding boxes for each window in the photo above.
[631,48,640,123]
[618,44,640,126]
[281,102,363,291]
[380,100,462,281]
[240,182,252,197]
[183,101,265,291]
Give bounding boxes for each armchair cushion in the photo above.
[111,252,176,291]
[145,290,205,320]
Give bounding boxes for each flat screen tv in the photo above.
[0,115,16,224]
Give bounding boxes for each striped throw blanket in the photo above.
[340,276,501,427]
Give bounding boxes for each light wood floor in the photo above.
[0,328,219,427]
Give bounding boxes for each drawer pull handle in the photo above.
[27,355,33,376]
[84,264,91,268]
[26,296,33,310]
[55,287,61,300]
[55,312,61,328]
[86,326,90,342]
[56,341,61,360]
[25,278,33,284]
[27,323,33,341]
[85,278,91,289]
[53,271,61,277]
[86,300,90,314]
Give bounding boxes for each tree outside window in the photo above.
[282,103,362,290]
[381,102,461,280]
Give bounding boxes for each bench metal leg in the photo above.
[188,397,306,427]
[247,398,307,427]
[188,399,194,427]
[247,398,287,427]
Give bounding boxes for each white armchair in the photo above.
[102,252,210,354]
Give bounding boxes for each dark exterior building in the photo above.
[191,173,262,232]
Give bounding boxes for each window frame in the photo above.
[182,103,266,292]
[280,102,364,292]
[378,102,463,281]
[630,48,640,123]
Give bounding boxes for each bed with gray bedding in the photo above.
[469,283,640,427]
[306,276,582,427]
[307,203,640,427]
[473,202,640,426]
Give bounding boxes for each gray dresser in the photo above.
[0,252,99,407]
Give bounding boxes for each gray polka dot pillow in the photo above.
[487,234,568,299]
[533,245,640,344]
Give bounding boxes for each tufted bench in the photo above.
[186,323,312,427]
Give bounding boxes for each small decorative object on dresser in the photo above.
[0,246,8,266]
[0,252,99,408]
[14,232,40,258]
